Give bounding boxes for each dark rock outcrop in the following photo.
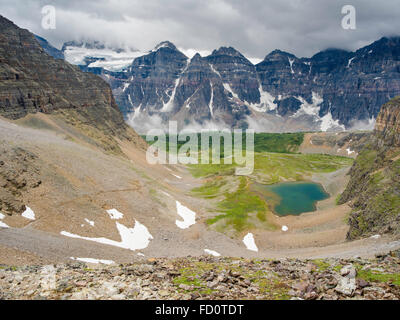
[205,47,260,105]
[0,146,41,215]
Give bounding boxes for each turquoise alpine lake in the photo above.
[252,181,330,216]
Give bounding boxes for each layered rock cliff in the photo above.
[0,15,132,144]
[340,96,400,239]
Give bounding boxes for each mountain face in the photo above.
[0,15,146,216]
[122,41,188,116]
[105,38,400,132]
[0,15,140,148]
[34,35,400,132]
[340,96,400,239]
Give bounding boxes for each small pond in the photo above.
[252,181,330,216]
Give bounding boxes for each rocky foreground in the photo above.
[1,252,400,300]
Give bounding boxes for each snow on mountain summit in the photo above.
[62,40,146,72]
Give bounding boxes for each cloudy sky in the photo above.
[1,0,400,60]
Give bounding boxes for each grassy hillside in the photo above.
[340,96,400,239]
[339,141,400,239]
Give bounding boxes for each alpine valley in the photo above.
[0,11,400,302]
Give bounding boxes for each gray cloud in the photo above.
[1,0,400,59]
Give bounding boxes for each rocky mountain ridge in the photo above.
[0,15,145,216]
[340,96,400,239]
[51,37,400,132]
[0,15,139,144]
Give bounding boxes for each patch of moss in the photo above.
[355,265,400,286]
[172,259,292,300]
[312,259,331,272]
[172,262,219,295]
[254,278,291,300]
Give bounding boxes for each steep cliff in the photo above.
[0,15,138,150]
[340,96,400,239]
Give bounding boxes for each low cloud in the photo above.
[347,117,376,132]
[1,0,400,59]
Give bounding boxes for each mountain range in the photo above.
[36,36,400,133]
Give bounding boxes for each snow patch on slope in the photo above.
[292,92,345,131]
[0,213,9,228]
[293,92,323,117]
[288,58,295,74]
[320,111,345,132]
[248,86,277,112]
[223,83,239,100]
[0,221,9,228]
[22,206,35,220]
[347,57,355,68]
[122,82,130,92]
[243,233,258,252]
[161,61,190,113]
[175,201,196,229]
[70,257,115,265]
[107,209,124,220]
[209,84,214,116]
[204,249,221,257]
[61,219,153,251]
[161,78,180,112]
[84,218,95,227]
[346,148,355,155]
